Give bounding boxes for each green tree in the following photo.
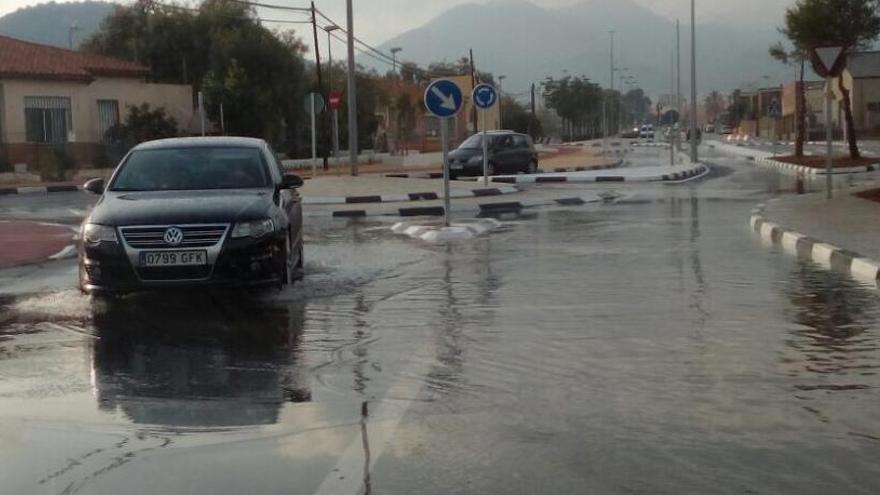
[782,0,880,158]
[106,103,179,144]
[500,96,541,137]
[82,0,307,149]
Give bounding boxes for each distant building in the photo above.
[0,35,195,171]
[781,80,828,141]
[835,51,880,136]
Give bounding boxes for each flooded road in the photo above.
[2,152,880,494]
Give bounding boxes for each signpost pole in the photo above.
[826,76,833,199]
[441,118,451,227]
[333,109,340,166]
[482,110,489,186]
[311,93,317,178]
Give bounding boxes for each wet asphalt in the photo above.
[2,148,880,494]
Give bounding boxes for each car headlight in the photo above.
[467,155,484,165]
[83,224,118,245]
[231,219,275,239]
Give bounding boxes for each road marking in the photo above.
[312,342,433,495]
[49,245,77,260]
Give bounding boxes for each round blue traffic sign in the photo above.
[472,83,498,110]
[424,79,464,119]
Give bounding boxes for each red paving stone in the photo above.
[0,221,75,268]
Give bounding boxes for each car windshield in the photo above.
[458,134,497,149]
[111,147,270,191]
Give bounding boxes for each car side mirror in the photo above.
[280,174,304,189]
[83,178,105,195]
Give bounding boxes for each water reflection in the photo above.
[89,293,311,428]
[784,264,880,385]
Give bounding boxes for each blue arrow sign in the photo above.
[472,83,498,110]
[424,79,464,119]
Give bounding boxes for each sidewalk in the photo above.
[750,183,880,285]
[0,221,76,268]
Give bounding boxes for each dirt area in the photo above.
[774,155,879,169]
[854,188,880,204]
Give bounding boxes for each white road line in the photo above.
[48,244,77,260]
[312,342,434,495]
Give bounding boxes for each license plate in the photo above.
[449,163,464,170]
[139,250,207,267]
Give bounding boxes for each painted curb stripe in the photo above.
[407,192,439,201]
[346,195,382,204]
[751,211,879,282]
[332,210,367,218]
[595,176,625,182]
[471,188,503,197]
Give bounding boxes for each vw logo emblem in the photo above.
[163,227,184,246]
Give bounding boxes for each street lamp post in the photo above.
[346,0,358,176]
[324,24,341,164]
[689,0,698,163]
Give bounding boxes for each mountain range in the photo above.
[0,1,113,49]
[377,0,793,100]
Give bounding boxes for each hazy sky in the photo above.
[0,0,791,45]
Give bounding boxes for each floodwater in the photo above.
[2,151,880,494]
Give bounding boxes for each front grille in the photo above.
[120,224,228,249]
[137,266,212,281]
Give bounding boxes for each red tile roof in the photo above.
[0,35,150,82]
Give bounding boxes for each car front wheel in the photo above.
[526,160,538,174]
[279,233,292,289]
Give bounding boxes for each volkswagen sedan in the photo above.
[78,137,304,295]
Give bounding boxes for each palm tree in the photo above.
[769,42,806,157]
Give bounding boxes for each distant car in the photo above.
[622,126,640,139]
[446,131,539,179]
[639,125,655,140]
[704,124,716,134]
[78,137,304,295]
[720,125,733,135]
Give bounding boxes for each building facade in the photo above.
[0,35,195,171]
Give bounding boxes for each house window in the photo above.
[24,96,71,144]
[97,99,119,143]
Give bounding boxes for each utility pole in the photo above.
[390,46,402,154]
[676,20,681,120]
[689,0,698,163]
[346,0,358,175]
[605,30,614,146]
[325,25,341,163]
[311,2,330,171]
[530,82,536,137]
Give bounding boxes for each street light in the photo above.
[324,24,341,163]
[346,0,358,176]
[689,0,698,163]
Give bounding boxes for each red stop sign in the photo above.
[328,91,342,111]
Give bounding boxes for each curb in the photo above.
[0,185,82,195]
[709,141,877,175]
[302,186,520,205]
[749,204,880,285]
[323,196,600,218]
[489,164,706,184]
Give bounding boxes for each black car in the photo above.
[78,137,304,295]
[446,131,539,179]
